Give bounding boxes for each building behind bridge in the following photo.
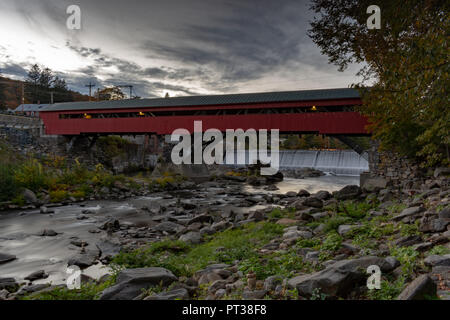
[13,104,52,117]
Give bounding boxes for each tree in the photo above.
[52,76,68,91]
[96,86,125,101]
[38,68,54,88]
[309,0,449,166]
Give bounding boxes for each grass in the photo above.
[22,278,115,300]
[426,245,450,256]
[112,222,284,278]
[367,277,405,300]
[239,249,315,280]
[268,207,295,220]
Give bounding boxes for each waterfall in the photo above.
[229,149,369,176]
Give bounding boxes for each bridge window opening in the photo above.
[57,104,358,119]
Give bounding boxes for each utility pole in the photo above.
[21,83,24,112]
[50,91,54,104]
[117,85,133,99]
[85,82,95,101]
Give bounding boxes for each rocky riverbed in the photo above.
[0,170,449,300]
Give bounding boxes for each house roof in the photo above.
[14,104,52,112]
[41,88,360,112]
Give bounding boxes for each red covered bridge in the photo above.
[39,88,369,136]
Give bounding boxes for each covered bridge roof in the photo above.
[41,87,360,112]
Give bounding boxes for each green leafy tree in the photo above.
[309,0,449,166]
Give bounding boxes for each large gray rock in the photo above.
[96,239,122,261]
[0,253,16,265]
[424,254,450,267]
[67,250,99,269]
[337,225,354,237]
[154,221,184,234]
[145,288,189,300]
[393,206,425,221]
[25,270,48,282]
[179,231,202,244]
[333,185,362,201]
[100,267,177,300]
[434,167,450,178]
[302,197,323,208]
[288,256,394,298]
[22,188,37,204]
[0,278,19,292]
[438,208,450,219]
[396,275,437,300]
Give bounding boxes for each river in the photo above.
[0,174,359,286]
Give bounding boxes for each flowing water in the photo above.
[231,149,368,176]
[0,173,361,286]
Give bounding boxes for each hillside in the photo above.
[0,76,90,110]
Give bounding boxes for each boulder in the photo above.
[22,188,37,204]
[100,219,120,232]
[0,278,19,292]
[242,289,267,300]
[434,167,450,178]
[297,189,310,197]
[438,208,450,219]
[153,221,183,234]
[424,254,450,267]
[67,250,99,269]
[145,288,189,300]
[96,239,122,261]
[314,190,331,200]
[333,185,362,201]
[396,275,437,300]
[24,270,48,282]
[337,225,354,237]
[302,197,323,208]
[393,206,425,221]
[100,267,177,300]
[179,231,202,244]
[288,256,394,298]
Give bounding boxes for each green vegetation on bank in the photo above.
[111,222,286,278]
[0,141,141,204]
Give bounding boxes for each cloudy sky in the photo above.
[0,0,363,98]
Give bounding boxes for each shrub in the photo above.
[0,163,18,201]
[14,159,51,192]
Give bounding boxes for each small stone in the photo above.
[39,229,58,236]
[0,253,16,265]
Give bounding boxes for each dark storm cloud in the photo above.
[0,63,28,78]
[66,42,202,97]
[141,0,313,83]
[2,0,359,96]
